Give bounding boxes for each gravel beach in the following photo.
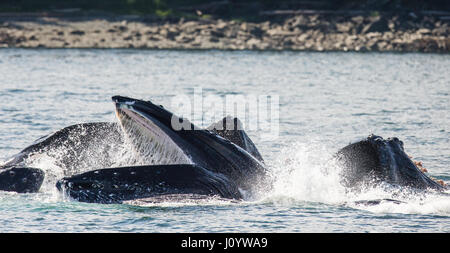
[1,13,449,52]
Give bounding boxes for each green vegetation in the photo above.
[0,0,448,21]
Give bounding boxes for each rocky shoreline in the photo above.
[1,13,449,52]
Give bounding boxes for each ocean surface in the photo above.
[0,49,449,232]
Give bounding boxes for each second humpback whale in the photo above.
[335,135,445,192]
[0,95,447,204]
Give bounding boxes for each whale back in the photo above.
[2,122,124,176]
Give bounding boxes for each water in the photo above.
[0,49,449,232]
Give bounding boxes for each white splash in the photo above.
[346,184,450,216]
[262,141,450,215]
[124,194,238,208]
[264,141,347,205]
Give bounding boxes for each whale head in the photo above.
[335,134,445,191]
[112,95,269,194]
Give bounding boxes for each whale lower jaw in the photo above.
[56,165,243,203]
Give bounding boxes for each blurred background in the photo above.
[0,0,449,19]
[0,0,449,52]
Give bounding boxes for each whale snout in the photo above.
[0,167,45,193]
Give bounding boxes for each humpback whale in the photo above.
[335,135,446,192]
[55,96,269,203]
[0,122,124,194]
[0,95,446,204]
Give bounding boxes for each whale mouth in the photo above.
[112,96,192,165]
[112,95,269,194]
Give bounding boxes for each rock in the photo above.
[351,16,364,24]
[70,30,85,36]
[209,36,219,43]
[116,25,128,32]
[416,28,431,34]
[382,31,394,40]
[159,28,168,36]
[297,33,309,42]
[180,21,198,29]
[240,22,248,31]
[249,26,264,38]
[376,41,388,50]
[366,38,379,50]
[336,22,352,33]
[210,30,225,38]
[216,20,227,30]
[246,38,260,49]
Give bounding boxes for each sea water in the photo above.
[0,49,449,232]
